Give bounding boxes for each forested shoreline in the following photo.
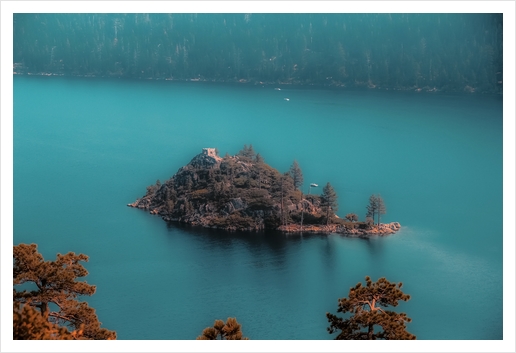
[13,13,502,93]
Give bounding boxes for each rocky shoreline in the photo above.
[128,194,402,237]
[277,222,401,237]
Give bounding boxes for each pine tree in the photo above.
[166,200,175,212]
[196,317,249,340]
[146,184,157,196]
[238,144,256,159]
[255,153,264,164]
[321,182,338,225]
[14,302,78,340]
[237,144,248,157]
[366,194,386,225]
[246,144,256,159]
[272,172,295,226]
[345,213,358,222]
[288,160,304,191]
[185,176,193,191]
[376,195,386,225]
[255,154,265,189]
[326,276,416,340]
[13,243,116,340]
[366,194,378,223]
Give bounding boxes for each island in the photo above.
[128,147,401,237]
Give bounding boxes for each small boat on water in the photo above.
[274,87,281,91]
[284,98,290,101]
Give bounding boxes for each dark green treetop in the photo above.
[366,194,386,225]
[321,182,338,225]
[255,153,265,164]
[237,144,256,160]
[288,160,304,191]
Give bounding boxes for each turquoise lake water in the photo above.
[13,76,503,340]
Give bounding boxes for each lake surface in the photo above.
[13,76,503,340]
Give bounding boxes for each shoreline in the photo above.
[128,202,401,237]
[13,71,499,95]
[278,222,401,237]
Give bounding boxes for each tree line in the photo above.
[288,157,388,228]
[13,13,502,93]
[14,243,415,340]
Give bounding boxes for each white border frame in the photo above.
[2,2,514,352]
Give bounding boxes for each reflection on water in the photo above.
[167,223,296,267]
[362,236,385,258]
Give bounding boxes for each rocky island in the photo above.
[128,147,401,237]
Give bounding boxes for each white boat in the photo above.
[274,88,281,91]
[284,98,290,101]
[310,183,318,187]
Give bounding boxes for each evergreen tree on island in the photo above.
[237,144,256,160]
[376,196,386,225]
[255,153,264,164]
[277,172,295,226]
[321,182,338,225]
[288,160,304,191]
[326,276,416,340]
[366,194,386,226]
[255,153,265,189]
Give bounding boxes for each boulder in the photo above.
[388,222,401,231]
[230,198,246,211]
[222,198,247,214]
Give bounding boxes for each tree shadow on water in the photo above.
[164,222,307,267]
[360,236,385,259]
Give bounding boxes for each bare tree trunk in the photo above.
[368,323,374,340]
[300,198,304,231]
[280,179,285,226]
[38,302,49,319]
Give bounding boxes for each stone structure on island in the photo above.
[187,148,222,169]
[202,148,219,158]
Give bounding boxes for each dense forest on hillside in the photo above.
[14,13,502,93]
